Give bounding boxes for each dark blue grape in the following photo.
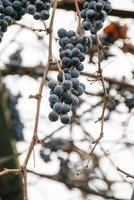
[58,28,67,38]
[77,85,84,96]
[67,30,75,38]
[53,102,63,114]
[104,3,112,13]
[86,9,95,19]
[62,57,71,68]
[5,6,14,16]
[48,80,57,90]
[54,85,63,96]
[75,43,85,52]
[90,27,97,34]
[61,114,70,124]
[49,94,59,104]
[49,111,59,122]
[33,12,41,20]
[70,70,80,78]
[0,5,4,13]
[82,21,92,31]
[62,80,72,91]
[13,1,22,10]
[57,72,63,82]
[78,53,85,62]
[95,20,103,30]
[41,10,49,20]
[70,36,80,45]
[71,78,80,89]
[64,73,71,80]
[62,91,69,99]
[65,43,74,50]
[88,1,97,9]
[81,9,86,19]
[63,104,71,114]
[80,83,86,91]
[71,57,80,66]
[63,49,72,58]
[76,63,84,71]
[59,37,70,46]
[72,47,80,56]
[27,4,36,14]
[95,2,104,11]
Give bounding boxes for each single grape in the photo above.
[58,28,67,38]
[71,78,80,89]
[62,57,71,68]
[54,85,63,96]
[77,85,84,96]
[53,102,63,114]
[49,111,59,122]
[48,80,57,90]
[49,94,59,104]
[27,4,36,15]
[61,114,70,124]
[76,63,84,71]
[62,80,72,91]
[70,70,80,78]
[71,57,80,66]
[63,104,71,113]
[72,47,80,56]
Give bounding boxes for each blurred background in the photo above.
[0,0,134,199]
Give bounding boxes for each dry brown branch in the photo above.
[0,168,20,176]
[27,169,127,200]
[89,34,109,154]
[117,167,134,179]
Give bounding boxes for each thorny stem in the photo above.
[22,1,58,199]
[89,34,109,154]
[0,1,58,200]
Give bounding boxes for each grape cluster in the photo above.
[0,0,27,42]
[48,29,92,124]
[81,0,112,34]
[0,0,51,42]
[27,0,51,21]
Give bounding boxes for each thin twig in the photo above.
[73,0,82,35]
[89,34,109,154]
[117,167,134,179]
[0,168,20,176]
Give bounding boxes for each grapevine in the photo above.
[0,0,113,199]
